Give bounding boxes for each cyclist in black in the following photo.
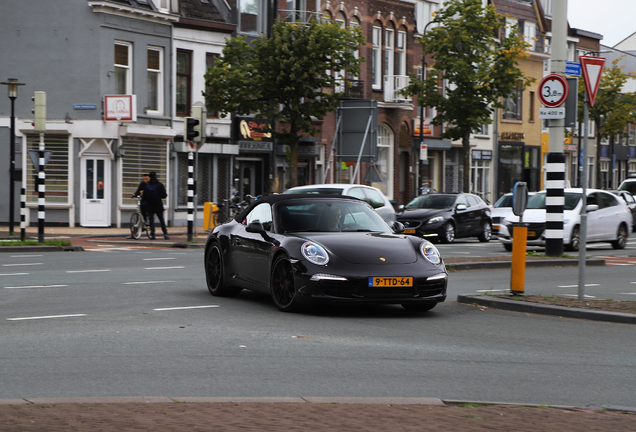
[144,171,169,240]
[131,173,151,223]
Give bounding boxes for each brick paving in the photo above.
[1,400,635,431]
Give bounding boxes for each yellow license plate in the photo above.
[369,277,413,287]
[404,228,416,234]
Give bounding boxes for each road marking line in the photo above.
[66,269,111,273]
[7,314,87,321]
[606,263,633,266]
[144,266,185,270]
[153,305,220,311]
[561,294,597,299]
[618,292,636,295]
[0,273,29,276]
[9,255,43,258]
[557,284,600,288]
[5,285,67,289]
[476,289,507,293]
[123,281,176,285]
[2,263,43,267]
[142,258,176,261]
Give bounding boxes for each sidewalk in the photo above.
[0,397,634,431]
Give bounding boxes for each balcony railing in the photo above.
[383,75,410,103]
[334,79,364,99]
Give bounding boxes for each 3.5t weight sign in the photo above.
[538,74,569,108]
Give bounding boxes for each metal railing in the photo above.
[383,75,410,103]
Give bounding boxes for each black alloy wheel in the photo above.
[205,244,241,296]
[271,255,300,312]
[477,221,492,242]
[611,224,628,249]
[503,243,513,252]
[401,302,437,312]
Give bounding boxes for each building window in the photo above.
[206,53,220,118]
[524,22,537,51]
[176,50,192,117]
[376,124,394,199]
[372,25,382,89]
[26,135,70,204]
[529,91,535,122]
[471,159,491,202]
[384,28,394,77]
[286,0,307,23]
[147,47,163,115]
[350,17,360,80]
[397,30,406,76]
[239,0,263,34]
[504,18,517,39]
[502,82,522,120]
[114,41,132,95]
[415,1,435,35]
[122,137,168,206]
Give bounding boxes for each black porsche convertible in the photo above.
[204,194,448,312]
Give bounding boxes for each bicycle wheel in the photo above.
[130,213,142,239]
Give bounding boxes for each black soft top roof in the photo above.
[233,194,362,222]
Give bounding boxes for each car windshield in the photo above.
[405,195,456,210]
[618,181,636,194]
[526,192,582,211]
[283,187,345,195]
[494,195,512,208]
[277,199,390,233]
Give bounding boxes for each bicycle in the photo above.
[130,195,152,240]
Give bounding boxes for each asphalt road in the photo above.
[1,247,636,409]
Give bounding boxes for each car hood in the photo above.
[396,208,448,220]
[294,232,419,264]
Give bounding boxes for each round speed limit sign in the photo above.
[538,74,569,107]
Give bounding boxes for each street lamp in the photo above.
[1,78,26,236]
[417,21,435,196]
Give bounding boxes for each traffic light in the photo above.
[191,105,205,144]
[185,117,199,142]
[32,91,46,132]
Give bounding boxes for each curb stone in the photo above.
[457,294,636,324]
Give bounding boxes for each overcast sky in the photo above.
[567,0,636,47]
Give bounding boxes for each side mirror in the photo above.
[245,221,266,234]
[586,204,599,212]
[456,204,467,211]
[398,204,405,212]
[391,221,405,233]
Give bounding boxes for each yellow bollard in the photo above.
[510,224,528,294]
[203,202,219,230]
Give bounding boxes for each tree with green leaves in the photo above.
[577,57,636,188]
[401,0,531,193]
[204,17,364,190]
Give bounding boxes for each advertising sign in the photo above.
[104,95,136,121]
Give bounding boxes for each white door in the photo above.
[80,157,111,227]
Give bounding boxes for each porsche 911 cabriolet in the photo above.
[204,194,448,312]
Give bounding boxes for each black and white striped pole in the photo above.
[187,151,194,242]
[20,187,26,241]
[33,91,46,243]
[543,2,568,257]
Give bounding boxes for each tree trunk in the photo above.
[289,122,299,188]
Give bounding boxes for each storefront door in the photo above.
[80,157,110,227]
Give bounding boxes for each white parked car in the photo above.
[284,184,396,223]
[498,188,631,252]
[491,192,535,234]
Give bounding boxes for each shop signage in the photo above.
[238,141,273,152]
[500,132,525,141]
[104,95,136,121]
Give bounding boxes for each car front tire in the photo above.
[440,222,455,243]
[566,226,580,252]
[503,243,513,252]
[611,224,628,249]
[270,255,301,312]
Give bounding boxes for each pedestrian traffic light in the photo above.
[185,117,199,142]
[32,91,46,132]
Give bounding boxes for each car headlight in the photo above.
[301,241,329,266]
[420,241,442,265]
[427,216,444,224]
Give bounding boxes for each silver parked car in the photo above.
[284,184,396,223]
